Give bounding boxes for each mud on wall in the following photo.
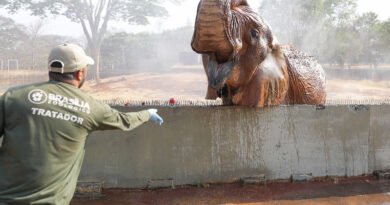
[79,105,390,188]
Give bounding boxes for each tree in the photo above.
[0,15,27,70]
[259,0,300,45]
[324,25,359,67]
[1,0,179,81]
[377,19,390,62]
[0,15,72,70]
[322,0,357,27]
[101,26,194,75]
[27,19,46,70]
[259,0,326,46]
[259,0,359,65]
[353,12,382,67]
[0,16,27,51]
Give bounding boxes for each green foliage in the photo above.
[1,0,175,24]
[101,27,195,74]
[259,0,389,66]
[0,16,26,51]
[0,0,180,80]
[323,0,357,27]
[0,15,76,70]
[378,19,390,52]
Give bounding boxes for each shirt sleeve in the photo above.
[94,103,151,131]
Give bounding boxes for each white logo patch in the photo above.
[28,89,48,105]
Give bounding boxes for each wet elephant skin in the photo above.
[191,0,326,107]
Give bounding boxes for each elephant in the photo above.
[191,0,326,107]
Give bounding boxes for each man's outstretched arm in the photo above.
[93,102,163,131]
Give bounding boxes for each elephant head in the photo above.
[191,0,278,91]
[191,0,326,107]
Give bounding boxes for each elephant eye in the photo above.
[250,29,259,39]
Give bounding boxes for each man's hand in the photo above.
[148,109,164,126]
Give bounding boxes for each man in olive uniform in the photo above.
[0,43,164,205]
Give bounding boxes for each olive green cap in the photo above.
[48,43,95,73]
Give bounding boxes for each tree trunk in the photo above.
[78,0,112,83]
[31,45,35,70]
[88,41,102,82]
[30,41,35,70]
[92,47,101,82]
[31,51,35,70]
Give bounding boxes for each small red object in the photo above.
[169,98,176,105]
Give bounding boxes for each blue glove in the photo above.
[148,109,164,126]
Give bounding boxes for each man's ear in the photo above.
[75,69,85,81]
[75,70,81,81]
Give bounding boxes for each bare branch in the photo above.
[80,18,92,45]
[95,0,106,32]
[97,0,112,45]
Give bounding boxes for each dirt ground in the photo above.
[83,68,207,101]
[1,67,390,102]
[71,176,390,205]
[80,67,390,103]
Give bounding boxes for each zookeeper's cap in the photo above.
[48,43,95,73]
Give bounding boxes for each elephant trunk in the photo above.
[191,0,233,63]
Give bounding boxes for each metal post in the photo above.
[8,59,19,71]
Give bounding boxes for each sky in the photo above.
[1,0,389,38]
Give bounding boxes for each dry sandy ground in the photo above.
[1,67,390,102]
[82,67,390,103]
[83,69,207,101]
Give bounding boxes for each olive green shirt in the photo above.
[0,81,151,205]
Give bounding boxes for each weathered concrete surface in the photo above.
[79,105,390,188]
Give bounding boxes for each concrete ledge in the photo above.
[373,170,390,180]
[79,105,390,188]
[291,173,313,183]
[74,181,103,199]
[147,178,175,189]
[241,174,266,185]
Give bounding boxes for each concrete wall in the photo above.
[79,105,390,188]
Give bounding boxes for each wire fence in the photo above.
[0,70,48,93]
